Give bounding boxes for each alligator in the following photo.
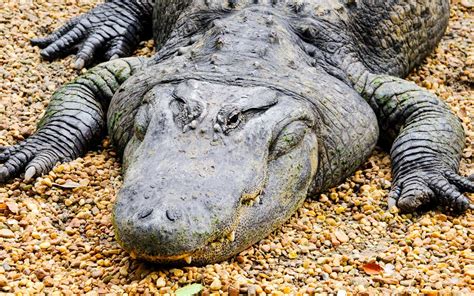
[1,0,473,265]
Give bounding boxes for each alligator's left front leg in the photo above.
[352,71,473,213]
[0,57,147,183]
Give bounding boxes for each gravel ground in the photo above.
[0,1,473,295]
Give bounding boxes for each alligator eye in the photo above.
[227,112,241,129]
[269,121,308,160]
[216,108,243,134]
[134,105,150,141]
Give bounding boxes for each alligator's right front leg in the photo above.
[0,57,147,183]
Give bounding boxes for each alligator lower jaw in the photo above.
[130,251,194,264]
[126,227,238,265]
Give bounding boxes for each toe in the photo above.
[397,186,434,212]
[395,177,434,212]
[444,171,474,192]
[429,177,471,213]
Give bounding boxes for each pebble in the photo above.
[91,269,103,278]
[0,229,15,238]
[334,229,349,243]
[156,277,166,288]
[0,275,8,287]
[210,279,222,291]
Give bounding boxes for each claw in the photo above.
[387,196,397,209]
[0,166,8,182]
[387,185,401,209]
[74,58,85,70]
[24,166,36,182]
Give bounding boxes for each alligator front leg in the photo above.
[352,72,473,213]
[0,57,147,183]
[31,0,153,69]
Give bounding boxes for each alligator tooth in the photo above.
[227,230,236,242]
[184,255,192,264]
[255,196,261,204]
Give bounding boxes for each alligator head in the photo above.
[113,79,319,265]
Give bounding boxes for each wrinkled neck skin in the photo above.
[111,4,368,265]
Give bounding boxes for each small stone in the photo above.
[39,241,51,249]
[400,279,415,286]
[419,217,432,226]
[228,285,240,296]
[210,279,222,291]
[91,269,103,278]
[41,178,53,187]
[335,229,349,243]
[0,229,14,238]
[156,277,166,288]
[326,218,337,226]
[43,276,54,287]
[171,268,184,277]
[288,251,298,259]
[0,275,7,287]
[421,289,439,296]
[322,264,332,273]
[34,269,47,280]
[373,277,399,285]
[57,246,67,253]
[461,0,474,8]
[464,265,474,277]
[413,237,423,247]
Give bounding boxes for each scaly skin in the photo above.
[1,0,472,265]
[30,0,153,69]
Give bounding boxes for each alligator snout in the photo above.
[113,183,218,262]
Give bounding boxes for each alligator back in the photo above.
[153,0,449,78]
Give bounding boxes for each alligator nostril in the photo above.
[138,208,153,219]
[144,194,150,200]
[166,209,180,221]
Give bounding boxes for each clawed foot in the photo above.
[31,1,149,69]
[0,135,73,183]
[388,169,473,213]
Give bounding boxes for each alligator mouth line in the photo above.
[132,227,238,264]
[131,251,195,264]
